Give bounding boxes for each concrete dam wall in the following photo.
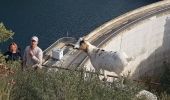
[83,1,170,81]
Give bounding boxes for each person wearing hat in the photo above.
[23,36,43,70]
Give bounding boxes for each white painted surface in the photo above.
[84,11,170,80]
[52,48,63,60]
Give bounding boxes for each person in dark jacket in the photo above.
[4,42,21,61]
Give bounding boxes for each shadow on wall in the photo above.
[132,17,170,82]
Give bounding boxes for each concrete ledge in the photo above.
[85,0,170,42]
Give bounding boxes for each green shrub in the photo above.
[0,23,14,42]
[0,61,20,100]
[9,67,146,100]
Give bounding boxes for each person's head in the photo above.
[30,36,38,48]
[8,42,18,53]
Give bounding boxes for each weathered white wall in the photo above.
[84,11,170,81]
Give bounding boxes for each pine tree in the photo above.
[0,22,14,42]
[0,22,14,64]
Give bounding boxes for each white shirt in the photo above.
[23,46,43,68]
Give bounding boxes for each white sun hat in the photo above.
[31,36,39,42]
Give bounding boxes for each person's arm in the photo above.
[31,49,43,65]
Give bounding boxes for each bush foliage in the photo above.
[10,67,143,100]
[0,22,14,42]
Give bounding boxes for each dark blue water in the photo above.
[0,0,159,52]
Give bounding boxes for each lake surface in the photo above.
[0,0,159,52]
